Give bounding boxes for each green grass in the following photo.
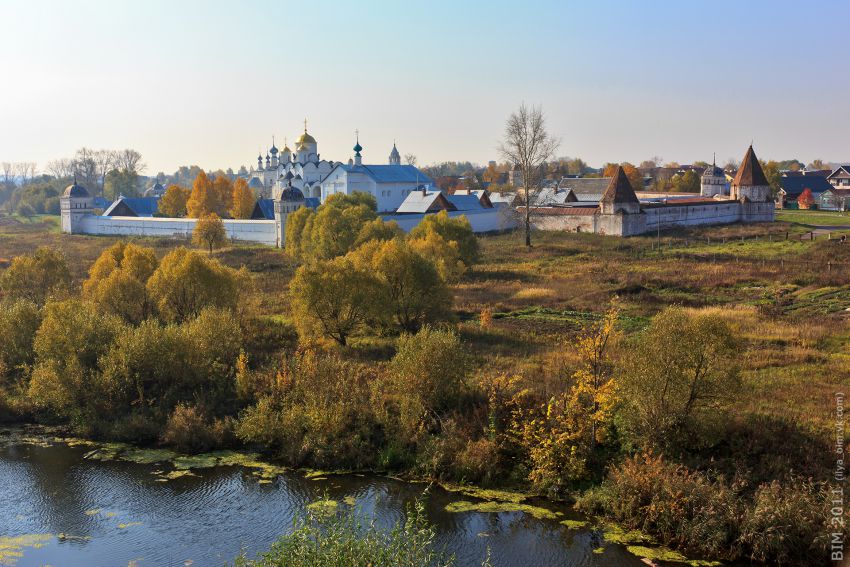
[776,209,850,226]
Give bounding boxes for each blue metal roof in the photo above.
[338,164,434,185]
[253,198,275,220]
[103,197,159,217]
[446,194,484,211]
[779,175,833,199]
[304,197,320,209]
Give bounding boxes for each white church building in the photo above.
[320,138,435,213]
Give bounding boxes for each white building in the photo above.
[700,157,729,197]
[247,123,338,200]
[320,137,434,213]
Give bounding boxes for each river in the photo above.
[0,433,652,567]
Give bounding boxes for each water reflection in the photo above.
[0,442,646,567]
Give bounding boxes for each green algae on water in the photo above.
[442,484,528,504]
[560,519,589,529]
[0,534,52,566]
[343,496,357,506]
[305,499,338,518]
[444,500,560,520]
[117,522,143,529]
[602,524,656,545]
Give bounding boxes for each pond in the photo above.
[0,431,660,567]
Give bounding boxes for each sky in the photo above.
[1,0,848,175]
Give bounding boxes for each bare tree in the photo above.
[74,148,98,191]
[114,149,145,174]
[46,158,75,179]
[404,153,417,166]
[94,149,117,193]
[16,162,37,185]
[1,162,14,185]
[498,103,559,247]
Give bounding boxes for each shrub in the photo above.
[389,326,469,415]
[0,246,71,305]
[739,478,830,565]
[237,351,377,469]
[235,500,453,567]
[576,453,741,559]
[0,299,41,383]
[160,403,220,453]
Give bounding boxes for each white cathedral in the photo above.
[246,121,433,213]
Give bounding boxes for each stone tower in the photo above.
[599,166,641,215]
[731,145,771,202]
[274,183,306,248]
[700,155,727,197]
[60,178,93,234]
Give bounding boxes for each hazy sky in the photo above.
[2,0,848,175]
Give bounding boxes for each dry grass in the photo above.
[2,220,848,442]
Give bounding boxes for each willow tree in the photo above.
[498,103,559,247]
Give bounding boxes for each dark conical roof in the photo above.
[733,145,769,187]
[600,166,640,205]
[63,180,89,198]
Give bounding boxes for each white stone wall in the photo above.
[382,208,515,234]
[77,216,278,246]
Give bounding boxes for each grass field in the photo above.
[776,208,850,226]
[2,218,848,441]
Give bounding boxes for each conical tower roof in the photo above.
[732,145,769,187]
[600,166,640,205]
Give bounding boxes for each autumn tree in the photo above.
[297,200,377,260]
[354,218,404,248]
[808,159,827,171]
[230,178,255,219]
[83,242,159,324]
[408,210,479,267]
[797,188,815,209]
[187,171,215,218]
[522,302,620,490]
[618,307,740,452]
[289,256,380,346]
[28,300,126,419]
[284,206,314,260]
[0,299,41,383]
[499,103,559,247]
[670,169,700,193]
[212,174,233,217]
[193,213,227,253]
[159,184,190,217]
[0,247,71,305]
[603,162,644,193]
[408,231,465,282]
[146,247,246,323]
[353,239,452,332]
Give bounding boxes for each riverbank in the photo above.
[2,427,723,567]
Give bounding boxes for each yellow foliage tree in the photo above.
[146,247,246,323]
[83,242,159,323]
[522,300,620,491]
[230,178,255,219]
[159,184,190,217]
[212,175,233,217]
[186,171,215,218]
[193,213,227,253]
[603,162,644,193]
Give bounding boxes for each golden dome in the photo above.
[296,131,316,146]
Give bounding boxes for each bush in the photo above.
[739,478,830,565]
[237,351,378,469]
[161,403,234,452]
[0,246,71,305]
[235,500,453,567]
[576,453,740,559]
[0,299,41,384]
